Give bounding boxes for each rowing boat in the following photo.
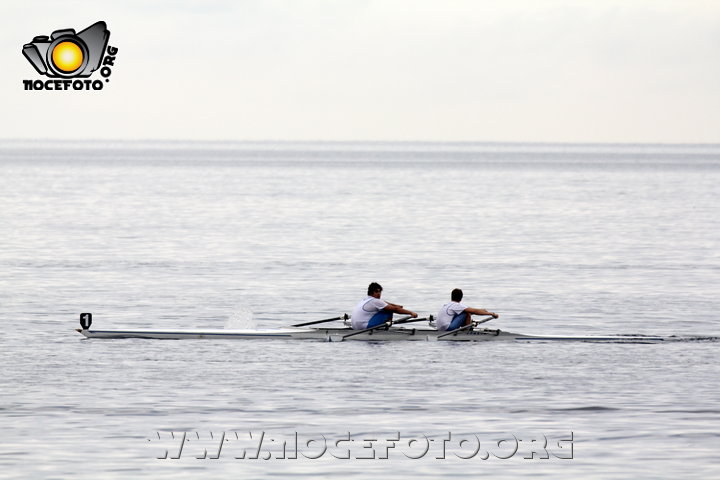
[75,314,664,343]
[76,325,510,341]
[75,327,664,342]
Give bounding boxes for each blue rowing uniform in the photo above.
[447,312,468,331]
[367,310,393,328]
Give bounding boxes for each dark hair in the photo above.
[451,288,463,302]
[368,282,383,295]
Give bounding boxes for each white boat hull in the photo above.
[76,326,664,343]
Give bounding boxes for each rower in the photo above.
[436,288,498,331]
[350,282,418,329]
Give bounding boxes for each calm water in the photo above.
[1,141,718,479]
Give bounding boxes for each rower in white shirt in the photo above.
[350,282,418,329]
[436,288,498,331]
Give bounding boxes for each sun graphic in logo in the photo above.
[51,41,84,72]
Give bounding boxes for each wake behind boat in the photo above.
[75,313,665,343]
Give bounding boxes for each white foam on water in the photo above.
[224,307,256,329]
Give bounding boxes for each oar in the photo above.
[436,316,495,339]
[474,315,495,326]
[436,323,475,339]
[392,316,428,325]
[292,314,348,327]
[340,315,412,340]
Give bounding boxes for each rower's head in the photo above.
[368,282,383,298]
[451,288,463,302]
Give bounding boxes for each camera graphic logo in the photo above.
[22,21,118,91]
[23,21,109,77]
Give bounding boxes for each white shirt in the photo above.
[436,301,467,331]
[351,296,388,329]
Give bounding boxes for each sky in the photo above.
[1,0,719,143]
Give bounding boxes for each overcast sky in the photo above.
[2,0,719,143]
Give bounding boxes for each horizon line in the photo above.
[1,138,719,147]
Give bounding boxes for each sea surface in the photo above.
[0,141,718,479]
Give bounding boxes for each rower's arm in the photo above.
[465,307,499,318]
[384,304,418,318]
